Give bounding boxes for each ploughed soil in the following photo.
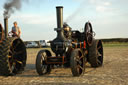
[0,47,128,85]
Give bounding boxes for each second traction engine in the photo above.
[35,6,103,76]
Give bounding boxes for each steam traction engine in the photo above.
[0,18,27,76]
[36,6,103,76]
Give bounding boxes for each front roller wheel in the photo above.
[70,49,85,76]
[36,50,52,75]
[88,40,103,67]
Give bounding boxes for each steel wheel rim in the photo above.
[97,40,103,65]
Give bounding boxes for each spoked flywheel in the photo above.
[88,40,103,67]
[36,50,52,75]
[0,37,27,76]
[70,49,85,76]
[84,22,93,46]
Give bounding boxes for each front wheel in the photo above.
[70,49,85,76]
[36,50,52,75]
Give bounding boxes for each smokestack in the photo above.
[56,6,63,28]
[4,18,8,38]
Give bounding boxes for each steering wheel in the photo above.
[8,31,18,37]
[84,22,93,46]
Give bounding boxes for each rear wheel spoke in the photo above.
[15,60,23,65]
[9,49,13,55]
[76,56,83,61]
[79,56,84,60]
[77,65,84,71]
[97,52,102,56]
[97,59,101,65]
[97,46,101,50]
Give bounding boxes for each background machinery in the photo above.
[0,18,27,76]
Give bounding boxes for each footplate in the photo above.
[46,56,66,64]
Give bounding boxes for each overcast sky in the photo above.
[0,0,128,41]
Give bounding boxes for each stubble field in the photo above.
[0,44,128,85]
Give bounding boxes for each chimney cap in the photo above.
[56,6,63,8]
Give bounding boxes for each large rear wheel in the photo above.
[0,38,27,76]
[88,40,103,67]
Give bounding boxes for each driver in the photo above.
[12,21,21,37]
[63,23,71,38]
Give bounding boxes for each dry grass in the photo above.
[103,42,128,47]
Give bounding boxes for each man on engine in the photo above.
[63,23,71,39]
[12,21,21,37]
